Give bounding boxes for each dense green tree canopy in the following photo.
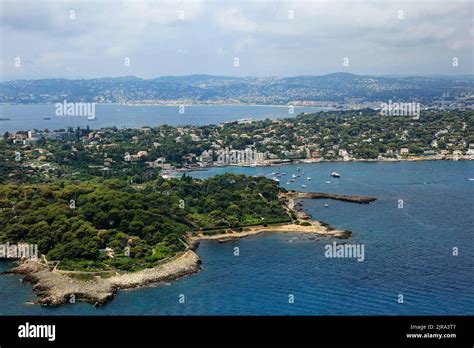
[0,174,289,271]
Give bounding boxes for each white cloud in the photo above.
[0,0,472,79]
[214,7,258,33]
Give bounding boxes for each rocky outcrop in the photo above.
[7,250,201,307]
[282,191,377,204]
[3,190,375,307]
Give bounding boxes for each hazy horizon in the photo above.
[2,71,474,84]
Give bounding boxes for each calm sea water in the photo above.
[0,161,473,315]
[0,104,327,133]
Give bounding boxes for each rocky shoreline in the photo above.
[282,191,377,204]
[1,190,376,307]
[187,191,376,243]
[4,250,201,307]
[188,221,353,243]
[3,220,349,307]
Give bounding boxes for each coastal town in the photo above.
[1,109,473,182]
[1,0,473,343]
[0,108,472,307]
[2,74,473,110]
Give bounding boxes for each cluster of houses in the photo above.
[5,121,474,177]
[10,130,74,145]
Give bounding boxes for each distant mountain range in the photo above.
[1,73,473,104]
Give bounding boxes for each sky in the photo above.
[0,0,473,80]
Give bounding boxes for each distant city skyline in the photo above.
[1,0,473,81]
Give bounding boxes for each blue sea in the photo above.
[0,160,473,315]
[0,104,327,133]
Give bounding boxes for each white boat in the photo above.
[272,177,280,182]
[87,115,96,121]
[301,184,307,188]
[307,177,311,180]
[325,181,331,184]
[292,174,297,178]
[324,204,329,207]
[286,182,291,185]
[331,171,340,178]
[469,178,474,181]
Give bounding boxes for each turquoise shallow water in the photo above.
[0,161,473,315]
